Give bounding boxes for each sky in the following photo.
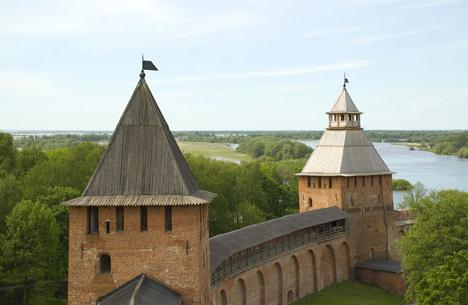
[0,0,467,131]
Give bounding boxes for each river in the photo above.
[301,140,468,206]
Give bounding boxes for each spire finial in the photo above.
[343,73,349,89]
[140,54,146,78]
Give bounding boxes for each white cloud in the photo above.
[158,60,370,83]
[0,71,62,100]
[0,0,263,41]
[335,24,453,48]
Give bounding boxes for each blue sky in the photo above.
[1,0,467,131]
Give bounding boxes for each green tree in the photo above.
[0,175,22,233]
[0,133,16,173]
[185,154,302,235]
[21,142,104,199]
[0,200,62,304]
[237,137,312,160]
[399,190,468,305]
[34,186,81,279]
[235,201,266,226]
[392,179,413,191]
[401,182,427,211]
[15,147,47,177]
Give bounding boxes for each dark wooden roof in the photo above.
[97,274,181,305]
[209,207,347,271]
[356,260,402,273]
[65,77,215,206]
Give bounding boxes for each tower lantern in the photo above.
[326,87,362,129]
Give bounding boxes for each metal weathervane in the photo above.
[140,55,158,78]
[343,73,349,88]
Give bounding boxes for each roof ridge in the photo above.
[130,274,145,305]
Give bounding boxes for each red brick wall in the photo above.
[298,175,394,261]
[68,205,210,305]
[355,267,406,295]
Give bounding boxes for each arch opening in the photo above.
[308,250,318,293]
[320,245,336,287]
[220,290,228,305]
[232,278,247,305]
[273,262,283,305]
[287,291,294,304]
[257,271,266,305]
[292,255,300,298]
[339,242,352,281]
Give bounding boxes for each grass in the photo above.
[177,141,251,163]
[292,281,405,305]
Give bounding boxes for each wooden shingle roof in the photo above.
[299,129,393,176]
[97,274,182,305]
[327,88,361,114]
[209,207,347,271]
[65,76,215,207]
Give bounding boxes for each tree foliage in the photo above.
[399,190,468,305]
[21,143,104,199]
[0,137,104,304]
[430,133,468,158]
[392,179,413,191]
[0,174,22,233]
[237,137,312,160]
[400,182,427,211]
[185,154,302,236]
[0,133,17,174]
[0,201,63,305]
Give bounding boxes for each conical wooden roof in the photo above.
[328,88,361,113]
[65,76,215,207]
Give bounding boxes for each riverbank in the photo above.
[395,142,468,159]
[177,141,251,163]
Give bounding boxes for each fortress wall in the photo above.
[210,236,351,305]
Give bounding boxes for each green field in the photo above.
[292,281,405,305]
[177,141,251,163]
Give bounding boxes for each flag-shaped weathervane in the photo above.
[343,73,349,88]
[140,55,158,78]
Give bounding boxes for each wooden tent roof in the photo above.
[65,76,215,207]
[97,274,181,305]
[327,88,361,114]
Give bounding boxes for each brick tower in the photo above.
[65,71,215,305]
[298,81,394,261]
